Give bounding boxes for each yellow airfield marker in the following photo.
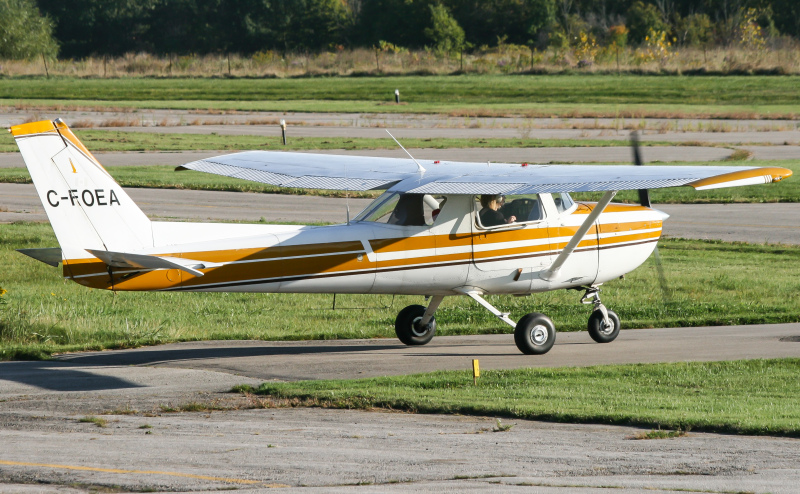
[473,359,480,385]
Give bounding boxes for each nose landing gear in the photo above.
[581,286,621,343]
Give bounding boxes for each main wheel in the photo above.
[395,304,436,346]
[587,309,620,343]
[514,312,556,355]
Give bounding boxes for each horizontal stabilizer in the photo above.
[86,249,222,278]
[17,248,63,267]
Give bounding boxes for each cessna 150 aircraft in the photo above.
[11,119,792,354]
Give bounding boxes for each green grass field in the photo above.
[3,74,800,117]
[2,222,799,360]
[241,359,800,436]
[0,131,683,154]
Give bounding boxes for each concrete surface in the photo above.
[1,324,800,492]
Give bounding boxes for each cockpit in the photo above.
[354,191,576,228]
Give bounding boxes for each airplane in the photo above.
[10,118,792,355]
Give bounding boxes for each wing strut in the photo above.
[541,190,617,282]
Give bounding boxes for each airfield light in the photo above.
[280,119,287,145]
[394,89,400,104]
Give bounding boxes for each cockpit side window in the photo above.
[475,194,545,229]
[354,192,446,226]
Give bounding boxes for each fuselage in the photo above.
[63,193,665,296]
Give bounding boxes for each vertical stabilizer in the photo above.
[10,119,153,270]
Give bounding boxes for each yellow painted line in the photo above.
[0,460,288,487]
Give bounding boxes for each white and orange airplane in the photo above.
[10,119,792,354]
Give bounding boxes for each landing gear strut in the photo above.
[581,286,620,343]
[456,288,557,355]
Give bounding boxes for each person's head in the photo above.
[480,194,504,210]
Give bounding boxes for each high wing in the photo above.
[178,151,791,194]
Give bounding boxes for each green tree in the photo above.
[626,1,668,45]
[0,0,58,59]
[677,13,713,47]
[424,3,466,54]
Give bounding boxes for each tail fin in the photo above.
[10,119,153,268]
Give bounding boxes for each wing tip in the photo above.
[689,166,792,191]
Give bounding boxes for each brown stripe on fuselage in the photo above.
[62,207,661,291]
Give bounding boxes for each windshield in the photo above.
[554,192,575,214]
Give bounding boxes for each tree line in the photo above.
[2,0,798,60]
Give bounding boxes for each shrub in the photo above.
[627,1,668,45]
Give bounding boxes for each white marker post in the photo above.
[280,119,287,145]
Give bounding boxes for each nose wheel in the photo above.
[581,286,621,343]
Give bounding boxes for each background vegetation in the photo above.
[1,1,798,75]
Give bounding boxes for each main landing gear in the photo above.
[393,286,620,355]
[394,296,443,345]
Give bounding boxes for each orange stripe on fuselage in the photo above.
[65,215,661,291]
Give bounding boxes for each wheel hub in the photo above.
[530,325,548,345]
[411,317,430,337]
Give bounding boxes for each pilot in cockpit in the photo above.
[479,194,517,227]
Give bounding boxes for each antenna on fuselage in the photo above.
[386,130,426,173]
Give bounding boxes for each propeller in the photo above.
[631,131,651,208]
[631,131,671,308]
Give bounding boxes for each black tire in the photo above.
[395,304,436,346]
[587,309,620,343]
[514,312,556,355]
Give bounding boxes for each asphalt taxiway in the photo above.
[2,324,800,492]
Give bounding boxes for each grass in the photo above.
[78,416,108,428]
[3,74,800,118]
[632,428,690,440]
[2,222,800,360]
[241,359,800,436]
[1,159,796,203]
[3,47,799,78]
[0,130,688,154]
